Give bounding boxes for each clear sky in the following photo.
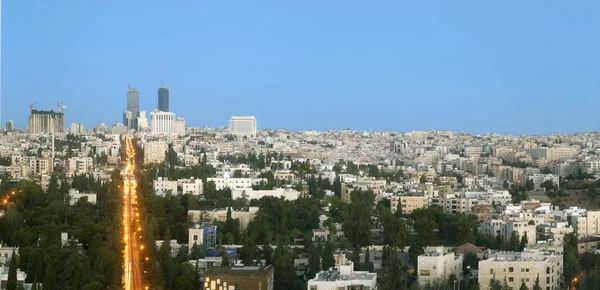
[2,1,600,134]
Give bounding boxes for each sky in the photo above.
[2,1,600,135]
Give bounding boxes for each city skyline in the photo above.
[3,1,600,134]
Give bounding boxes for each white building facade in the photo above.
[229,116,257,137]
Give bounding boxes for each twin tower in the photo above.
[124,81,169,130]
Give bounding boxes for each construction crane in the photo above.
[29,103,37,113]
[49,101,66,114]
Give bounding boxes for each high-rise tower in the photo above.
[127,84,140,117]
[158,81,169,112]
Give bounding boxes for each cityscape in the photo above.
[3,1,600,290]
[2,82,600,290]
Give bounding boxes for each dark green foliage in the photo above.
[7,250,17,290]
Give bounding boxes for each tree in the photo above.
[503,180,509,189]
[519,281,529,290]
[420,174,427,184]
[489,278,502,290]
[520,232,528,251]
[307,245,321,279]
[525,179,534,191]
[234,281,241,290]
[6,250,17,290]
[321,242,335,270]
[532,274,541,290]
[360,248,374,272]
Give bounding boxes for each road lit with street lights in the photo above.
[122,137,146,290]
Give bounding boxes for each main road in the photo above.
[122,137,145,290]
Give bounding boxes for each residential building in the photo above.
[204,265,274,290]
[144,141,168,164]
[575,211,600,236]
[391,195,427,214]
[70,122,84,134]
[29,157,53,176]
[188,224,217,251]
[231,188,301,201]
[417,246,463,286]
[478,250,562,290]
[307,252,377,290]
[67,157,93,177]
[154,177,178,196]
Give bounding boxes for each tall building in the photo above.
[150,109,176,134]
[175,117,185,135]
[69,122,84,134]
[123,111,134,131]
[5,120,14,132]
[28,109,64,134]
[127,85,140,117]
[158,81,169,112]
[124,85,140,129]
[137,111,149,131]
[229,116,257,137]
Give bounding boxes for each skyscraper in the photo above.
[158,81,169,112]
[127,85,140,116]
[125,85,140,129]
[5,120,14,132]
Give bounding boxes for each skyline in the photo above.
[3,1,600,134]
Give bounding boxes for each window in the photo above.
[193,235,198,241]
[546,277,550,283]
[490,269,494,274]
[509,277,514,282]
[546,267,550,274]
[509,267,514,272]
[526,268,530,272]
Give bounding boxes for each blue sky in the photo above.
[2,1,600,134]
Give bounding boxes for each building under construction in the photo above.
[28,107,65,134]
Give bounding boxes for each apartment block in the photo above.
[418,247,463,286]
[391,195,427,214]
[478,250,562,290]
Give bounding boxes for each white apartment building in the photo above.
[418,246,463,286]
[144,141,168,164]
[175,117,185,135]
[464,146,483,158]
[478,250,562,290]
[150,110,176,134]
[68,189,97,205]
[207,177,252,190]
[67,156,93,177]
[437,193,476,215]
[182,179,202,195]
[575,211,600,236]
[69,122,84,134]
[137,111,149,130]
[231,188,301,201]
[153,177,178,196]
[229,116,257,137]
[479,219,537,246]
[307,253,377,290]
[527,174,559,191]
